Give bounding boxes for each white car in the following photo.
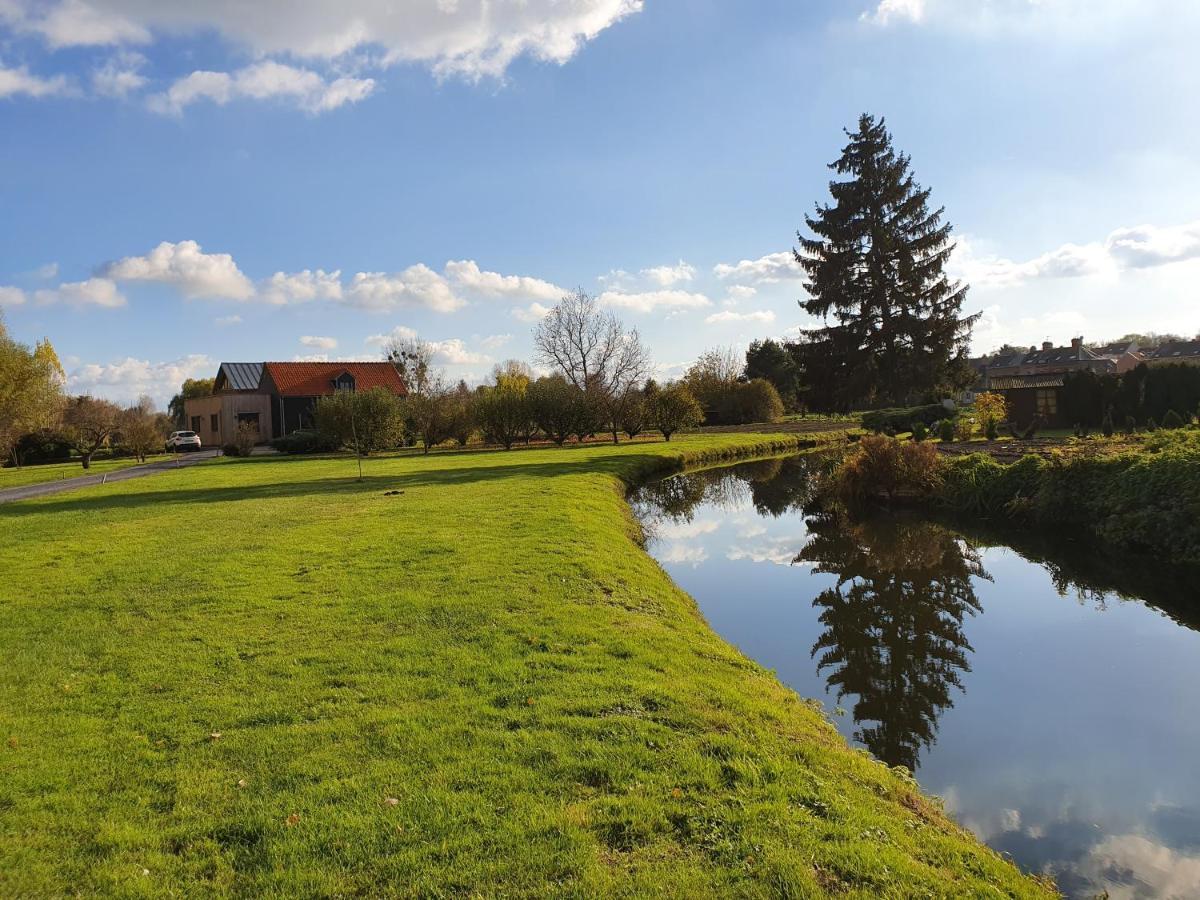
[166,430,202,452]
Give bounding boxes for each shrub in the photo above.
[835,434,944,505]
[731,379,785,424]
[861,404,946,434]
[938,419,955,442]
[1164,409,1185,430]
[954,417,975,442]
[1146,416,1158,432]
[270,430,342,454]
[652,383,703,441]
[1124,415,1137,435]
[911,421,928,442]
[313,387,406,455]
[9,429,73,466]
[974,392,1008,437]
[1101,410,1114,438]
[985,419,999,441]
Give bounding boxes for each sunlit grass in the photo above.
[0,434,1051,897]
[0,454,172,489]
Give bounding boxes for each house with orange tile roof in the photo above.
[183,361,406,446]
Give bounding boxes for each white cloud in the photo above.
[215,314,242,326]
[641,260,696,287]
[713,251,803,285]
[91,51,146,98]
[660,543,709,567]
[35,276,126,308]
[33,262,59,280]
[956,220,1200,289]
[511,301,554,323]
[861,0,925,26]
[12,0,150,48]
[364,325,419,349]
[658,518,720,540]
[104,240,255,300]
[429,338,490,366]
[445,259,564,301]
[300,335,338,350]
[723,284,758,306]
[480,333,512,350]
[0,286,27,307]
[150,61,375,115]
[345,265,464,313]
[0,64,70,98]
[260,269,343,305]
[66,353,214,407]
[7,0,641,80]
[599,289,711,313]
[705,309,776,325]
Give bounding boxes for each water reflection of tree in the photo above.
[800,514,989,771]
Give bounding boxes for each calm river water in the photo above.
[630,453,1200,899]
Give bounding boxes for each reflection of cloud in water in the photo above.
[1073,833,1200,900]
[658,518,721,540]
[727,535,806,566]
[661,543,709,567]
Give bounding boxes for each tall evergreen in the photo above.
[797,114,977,408]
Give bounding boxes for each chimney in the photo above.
[1071,337,1083,350]
[1042,341,1053,351]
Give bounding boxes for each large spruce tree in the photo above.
[797,114,977,408]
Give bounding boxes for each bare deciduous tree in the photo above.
[385,335,435,396]
[533,290,651,443]
[118,395,166,462]
[62,395,122,469]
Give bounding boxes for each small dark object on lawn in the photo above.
[384,490,405,497]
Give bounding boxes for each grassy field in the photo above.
[0,454,170,488]
[0,435,1053,897]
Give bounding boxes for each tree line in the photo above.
[1,316,174,469]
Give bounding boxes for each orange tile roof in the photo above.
[262,362,407,397]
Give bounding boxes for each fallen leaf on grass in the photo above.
[209,732,222,741]
[286,813,301,826]
[236,779,248,789]
[383,797,399,807]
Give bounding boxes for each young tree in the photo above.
[797,114,978,408]
[617,385,650,439]
[528,375,579,446]
[745,339,800,409]
[0,320,65,466]
[407,376,456,454]
[652,382,704,441]
[533,289,651,442]
[62,395,122,469]
[474,371,532,450]
[973,392,1007,441]
[118,396,166,462]
[168,377,215,427]
[313,387,405,456]
[446,380,476,447]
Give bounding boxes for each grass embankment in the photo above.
[938,430,1200,566]
[0,435,1051,897]
[0,455,169,489]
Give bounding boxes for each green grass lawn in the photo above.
[0,455,170,489]
[0,435,1052,897]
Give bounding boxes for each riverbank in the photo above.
[0,434,1051,897]
[936,429,1200,566]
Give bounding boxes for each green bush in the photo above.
[911,421,928,442]
[985,418,999,441]
[861,404,946,434]
[938,419,955,442]
[270,430,342,454]
[1147,416,1158,432]
[1164,409,1185,429]
[936,441,1200,564]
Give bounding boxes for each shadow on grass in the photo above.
[0,449,678,518]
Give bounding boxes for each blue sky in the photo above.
[2,0,1199,405]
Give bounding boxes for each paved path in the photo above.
[0,450,220,505]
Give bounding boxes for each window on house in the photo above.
[190,415,202,432]
[1036,389,1058,417]
[210,414,219,432]
[236,412,260,431]
[333,373,356,392]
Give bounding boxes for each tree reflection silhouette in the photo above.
[799,514,989,771]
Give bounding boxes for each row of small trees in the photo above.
[1,316,173,469]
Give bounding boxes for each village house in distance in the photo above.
[183,361,407,446]
[967,337,1200,427]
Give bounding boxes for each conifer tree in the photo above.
[797,114,977,407]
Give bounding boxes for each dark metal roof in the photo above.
[989,374,1065,390]
[217,362,264,392]
[1144,341,1200,360]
